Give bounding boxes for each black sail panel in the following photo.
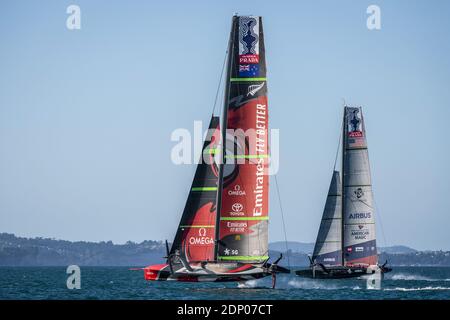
[170,116,220,262]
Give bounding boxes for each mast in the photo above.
[214,15,235,261]
[341,107,346,266]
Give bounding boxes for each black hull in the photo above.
[295,266,392,279]
[144,261,291,282]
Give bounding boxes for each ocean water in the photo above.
[1,266,450,300]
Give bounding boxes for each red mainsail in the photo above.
[217,16,269,263]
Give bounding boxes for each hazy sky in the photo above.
[1,0,449,250]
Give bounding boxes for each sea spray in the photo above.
[391,274,438,281]
[384,286,450,292]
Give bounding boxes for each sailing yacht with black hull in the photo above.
[144,15,289,286]
[295,106,392,279]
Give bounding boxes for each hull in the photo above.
[295,265,392,279]
[144,262,272,282]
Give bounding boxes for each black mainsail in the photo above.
[169,116,220,263]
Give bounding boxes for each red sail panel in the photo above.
[218,98,269,263]
[217,16,269,263]
[180,202,216,262]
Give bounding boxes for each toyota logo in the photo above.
[232,203,243,212]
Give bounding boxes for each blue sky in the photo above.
[1,0,449,250]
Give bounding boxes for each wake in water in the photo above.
[384,286,450,292]
[287,279,361,290]
[237,280,267,289]
[235,275,382,291]
[389,273,450,282]
[235,276,358,290]
[390,273,434,281]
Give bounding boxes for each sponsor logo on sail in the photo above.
[247,82,265,97]
[348,108,362,132]
[239,54,259,64]
[347,108,364,141]
[230,202,244,216]
[188,228,214,245]
[227,221,247,233]
[253,104,267,217]
[355,187,364,199]
[228,184,246,196]
[224,248,239,256]
[351,227,369,240]
[199,228,207,237]
[349,131,363,137]
[349,212,371,219]
[229,83,266,108]
[232,203,243,212]
[239,17,259,56]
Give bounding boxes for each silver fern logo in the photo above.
[247,82,265,97]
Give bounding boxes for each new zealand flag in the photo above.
[239,64,259,77]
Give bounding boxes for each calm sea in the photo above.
[1,266,449,300]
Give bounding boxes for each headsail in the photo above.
[216,16,269,263]
[169,116,220,262]
[342,107,377,266]
[312,171,342,266]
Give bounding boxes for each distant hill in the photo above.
[269,241,417,255]
[379,245,417,254]
[0,233,447,266]
[269,241,314,253]
[0,233,165,267]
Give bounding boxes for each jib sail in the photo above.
[216,15,269,263]
[312,170,342,266]
[170,116,221,262]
